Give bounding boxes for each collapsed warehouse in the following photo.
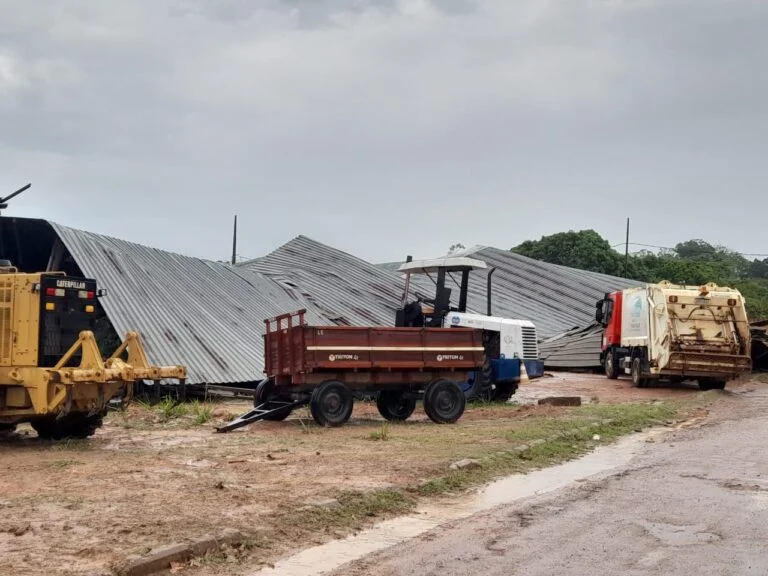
[1,216,726,394]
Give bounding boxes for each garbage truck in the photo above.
[595,281,752,390]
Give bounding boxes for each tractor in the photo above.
[395,256,543,401]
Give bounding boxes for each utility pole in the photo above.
[624,217,630,277]
[231,215,238,265]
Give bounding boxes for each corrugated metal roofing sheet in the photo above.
[45,222,642,382]
[379,245,644,339]
[238,235,406,328]
[538,324,607,369]
[50,222,327,385]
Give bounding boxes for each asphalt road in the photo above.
[330,384,768,576]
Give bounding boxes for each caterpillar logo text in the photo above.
[56,279,87,290]
[437,354,463,362]
[328,354,359,362]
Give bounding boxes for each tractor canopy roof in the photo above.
[398,256,487,275]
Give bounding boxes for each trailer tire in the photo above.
[376,391,416,421]
[255,379,292,421]
[310,380,353,427]
[424,379,466,424]
[604,350,620,380]
[630,357,648,388]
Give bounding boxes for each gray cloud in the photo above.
[1,0,766,263]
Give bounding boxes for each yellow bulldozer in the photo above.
[0,261,186,439]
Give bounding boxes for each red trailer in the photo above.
[218,309,485,431]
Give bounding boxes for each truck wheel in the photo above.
[630,357,648,388]
[310,380,353,427]
[0,423,17,435]
[255,379,292,421]
[698,379,726,391]
[424,379,466,424]
[604,350,620,380]
[32,413,104,440]
[376,391,416,421]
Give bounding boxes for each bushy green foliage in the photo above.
[513,230,623,275]
[512,231,768,320]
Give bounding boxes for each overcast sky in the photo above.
[1,0,766,264]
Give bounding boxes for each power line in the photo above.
[610,241,768,259]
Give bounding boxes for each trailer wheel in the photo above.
[424,379,466,424]
[310,380,353,427]
[630,357,648,388]
[254,379,292,421]
[376,391,416,421]
[604,350,620,380]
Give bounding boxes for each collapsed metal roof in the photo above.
[48,222,328,385]
[3,217,643,384]
[380,245,644,339]
[238,235,406,328]
[538,324,607,369]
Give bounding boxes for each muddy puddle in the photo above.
[251,428,667,576]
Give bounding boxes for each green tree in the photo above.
[510,230,768,320]
[512,230,623,276]
[750,258,768,279]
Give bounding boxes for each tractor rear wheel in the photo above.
[376,391,416,421]
[489,381,518,402]
[424,379,466,424]
[310,380,353,427]
[32,412,105,440]
[467,332,500,402]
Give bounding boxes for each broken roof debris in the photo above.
[1,217,644,386]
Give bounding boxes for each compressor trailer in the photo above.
[218,309,485,431]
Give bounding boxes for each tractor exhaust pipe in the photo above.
[487,267,496,316]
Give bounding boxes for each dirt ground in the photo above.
[0,372,752,576]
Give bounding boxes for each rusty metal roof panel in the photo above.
[49,223,326,385]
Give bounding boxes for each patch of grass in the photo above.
[279,488,415,535]
[368,422,391,441]
[190,400,213,425]
[416,401,681,496]
[157,397,188,421]
[50,439,95,452]
[133,399,154,411]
